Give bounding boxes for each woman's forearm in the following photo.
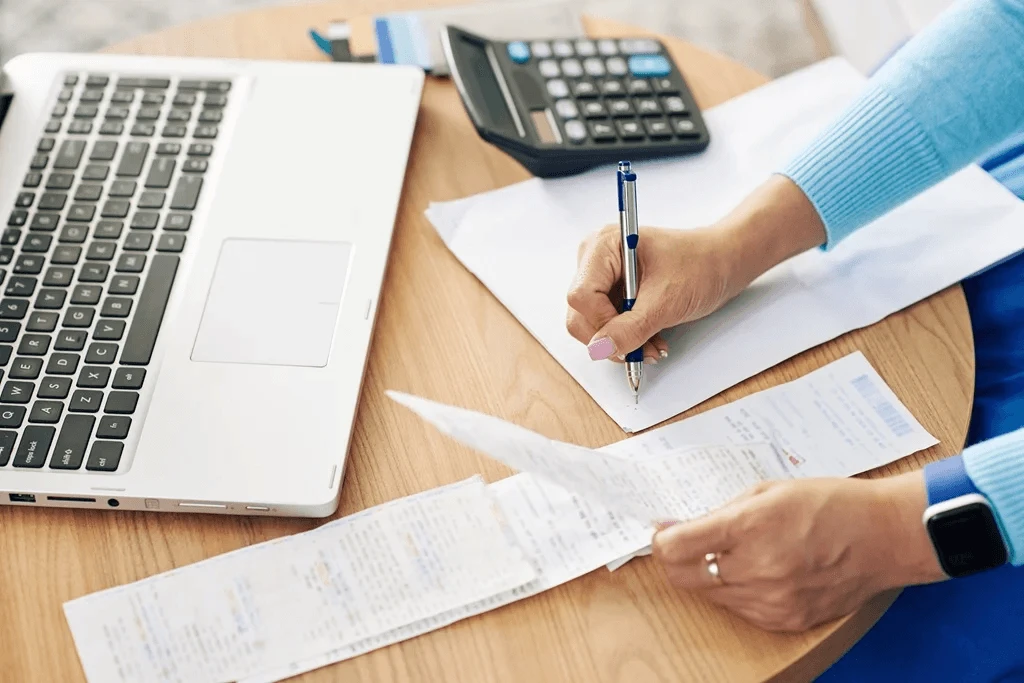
[780,0,1024,248]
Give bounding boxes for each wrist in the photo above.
[873,471,947,588]
[716,175,827,286]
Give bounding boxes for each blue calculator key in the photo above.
[629,55,671,78]
[507,41,530,64]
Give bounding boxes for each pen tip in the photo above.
[635,395,638,405]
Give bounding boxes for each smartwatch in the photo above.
[923,455,1009,578]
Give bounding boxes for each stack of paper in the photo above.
[426,57,1024,433]
[63,354,938,682]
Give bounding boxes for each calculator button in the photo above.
[605,57,628,76]
[597,39,618,56]
[644,118,672,138]
[546,79,570,98]
[627,78,653,94]
[628,55,671,78]
[564,119,587,143]
[555,99,579,119]
[561,59,583,78]
[598,79,625,97]
[531,41,552,59]
[588,121,616,141]
[583,58,605,77]
[581,101,608,118]
[552,40,574,57]
[538,59,560,78]
[636,98,662,116]
[571,80,599,98]
[507,41,530,64]
[619,39,661,54]
[616,119,644,140]
[662,96,688,114]
[671,117,699,137]
[653,77,679,93]
[608,99,634,117]
[574,39,597,56]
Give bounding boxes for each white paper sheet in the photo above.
[243,473,650,682]
[425,57,1024,432]
[63,477,536,683]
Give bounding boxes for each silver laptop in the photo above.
[0,52,424,516]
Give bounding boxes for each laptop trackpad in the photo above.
[191,239,352,366]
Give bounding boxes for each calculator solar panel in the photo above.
[443,26,710,177]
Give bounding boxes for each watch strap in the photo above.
[925,454,982,506]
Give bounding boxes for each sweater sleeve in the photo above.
[963,429,1024,564]
[779,0,1024,248]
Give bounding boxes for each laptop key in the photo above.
[0,345,11,365]
[164,213,191,231]
[109,180,136,197]
[156,234,185,253]
[82,164,109,181]
[163,124,187,138]
[106,391,138,415]
[37,138,55,152]
[86,440,122,471]
[38,376,71,399]
[116,254,146,273]
[182,159,207,173]
[85,243,115,262]
[45,172,74,190]
[9,357,42,379]
[112,366,144,389]
[124,232,153,251]
[101,199,130,218]
[12,425,54,467]
[1,381,33,403]
[79,264,109,282]
[142,92,165,105]
[169,175,202,210]
[188,143,213,157]
[14,255,44,274]
[204,93,228,107]
[52,246,81,265]
[137,191,165,209]
[156,142,180,155]
[29,213,59,231]
[111,90,134,104]
[5,276,35,297]
[0,406,25,428]
[100,297,132,318]
[23,173,42,188]
[0,299,28,318]
[122,254,178,365]
[94,221,123,239]
[38,192,67,211]
[50,414,94,469]
[96,415,130,439]
[117,142,149,177]
[74,184,103,201]
[108,275,139,295]
[145,158,175,188]
[64,307,95,328]
[18,334,50,356]
[8,211,27,227]
[136,106,161,121]
[68,121,92,135]
[172,92,197,106]
[30,154,48,169]
[85,342,118,364]
[27,310,59,330]
[99,121,123,136]
[43,267,74,287]
[74,104,99,119]
[29,401,63,424]
[78,366,110,388]
[59,225,88,244]
[71,285,102,305]
[0,322,18,342]
[2,229,21,246]
[130,212,159,230]
[193,125,218,139]
[67,204,97,222]
[45,353,79,375]
[90,140,118,161]
[34,290,65,310]
[131,123,156,137]
[69,389,103,412]
[54,330,87,351]
[94,320,125,341]
[0,430,14,466]
[85,75,109,87]
[0,249,13,265]
[45,119,61,134]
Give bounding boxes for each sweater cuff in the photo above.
[963,427,1024,566]
[778,83,947,249]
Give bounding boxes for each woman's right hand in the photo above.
[565,175,828,362]
[566,224,751,362]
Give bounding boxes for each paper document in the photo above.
[426,57,1024,432]
[245,473,651,682]
[63,477,536,683]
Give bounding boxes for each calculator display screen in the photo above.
[456,36,515,131]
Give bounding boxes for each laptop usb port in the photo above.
[46,496,97,503]
[9,493,36,503]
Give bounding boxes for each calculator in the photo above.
[441,26,710,178]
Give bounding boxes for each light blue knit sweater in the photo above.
[780,0,1024,563]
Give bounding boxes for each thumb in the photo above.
[588,297,661,360]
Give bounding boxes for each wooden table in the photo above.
[0,3,975,682]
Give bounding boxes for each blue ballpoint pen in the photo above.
[617,161,643,404]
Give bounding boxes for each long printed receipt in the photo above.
[425,57,1024,432]
[64,354,937,682]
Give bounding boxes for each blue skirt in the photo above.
[820,184,1024,679]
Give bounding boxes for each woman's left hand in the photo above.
[651,472,947,632]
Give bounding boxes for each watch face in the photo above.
[927,502,1008,577]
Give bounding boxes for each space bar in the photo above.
[121,254,179,365]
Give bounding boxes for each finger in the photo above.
[649,332,669,360]
[589,296,663,362]
[565,308,598,346]
[652,508,738,565]
[568,228,622,331]
[662,551,738,591]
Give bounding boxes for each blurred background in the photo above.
[2,0,951,76]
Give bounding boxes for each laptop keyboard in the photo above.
[1,72,233,473]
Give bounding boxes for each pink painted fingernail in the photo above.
[588,337,615,360]
[659,349,668,359]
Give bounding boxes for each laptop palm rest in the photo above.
[191,238,352,367]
